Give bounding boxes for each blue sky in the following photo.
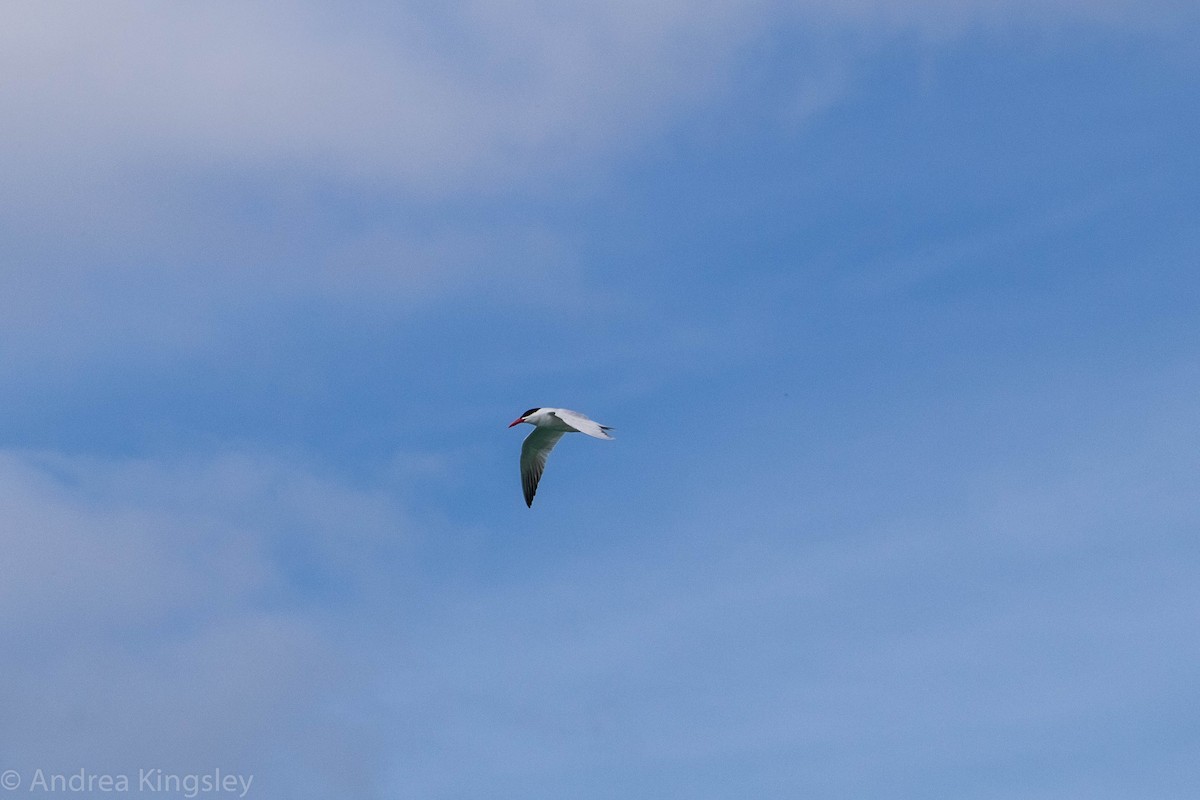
[1,2,1198,798]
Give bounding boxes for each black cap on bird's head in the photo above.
[508,408,542,428]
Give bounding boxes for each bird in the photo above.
[508,407,614,507]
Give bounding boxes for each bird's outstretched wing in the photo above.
[551,409,614,440]
[520,427,566,507]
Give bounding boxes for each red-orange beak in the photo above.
[508,417,525,428]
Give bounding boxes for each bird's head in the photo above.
[508,407,542,427]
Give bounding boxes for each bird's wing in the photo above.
[520,427,566,507]
[551,409,614,440]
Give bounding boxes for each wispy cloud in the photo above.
[0,449,408,795]
[0,1,769,195]
[1,0,1185,200]
[0,0,1189,374]
[3,361,1196,797]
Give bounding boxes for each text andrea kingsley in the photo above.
[22,768,253,797]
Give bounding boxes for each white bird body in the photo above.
[508,407,613,507]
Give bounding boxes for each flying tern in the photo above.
[508,407,614,507]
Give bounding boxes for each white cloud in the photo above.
[1,0,1183,199]
[0,0,1188,369]
[0,1,768,197]
[1,354,1196,798]
[0,450,407,797]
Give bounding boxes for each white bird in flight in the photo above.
[508,407,614,507]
